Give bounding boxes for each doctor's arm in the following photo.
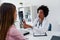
[23,21,32,29]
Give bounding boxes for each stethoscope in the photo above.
[35,19,42,28]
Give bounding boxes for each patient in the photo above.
[0,3,25,40]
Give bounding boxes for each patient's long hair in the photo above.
[0,3,16,40]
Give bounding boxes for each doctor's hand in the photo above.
[23,20,32,29]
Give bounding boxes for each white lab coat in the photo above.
[32,17,49,35]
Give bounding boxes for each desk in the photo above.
[20,28,60,40]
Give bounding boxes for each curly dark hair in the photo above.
[37,5,49,17]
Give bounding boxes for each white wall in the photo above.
[1,0,60,31]
[20,0,60,31]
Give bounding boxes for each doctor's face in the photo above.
[38,10,44,19]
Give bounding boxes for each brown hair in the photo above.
[0,3,16,40]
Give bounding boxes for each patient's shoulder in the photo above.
[7,25,21,36]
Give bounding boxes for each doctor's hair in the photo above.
[0,3,16,40]
[37,5,49,17]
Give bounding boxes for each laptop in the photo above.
[51,36,60,40]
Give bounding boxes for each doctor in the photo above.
[23,5,50,32]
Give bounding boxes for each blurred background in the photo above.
[0,0,60,32]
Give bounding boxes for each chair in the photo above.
[48,23,52,31]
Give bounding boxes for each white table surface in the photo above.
[20,28,60,40]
